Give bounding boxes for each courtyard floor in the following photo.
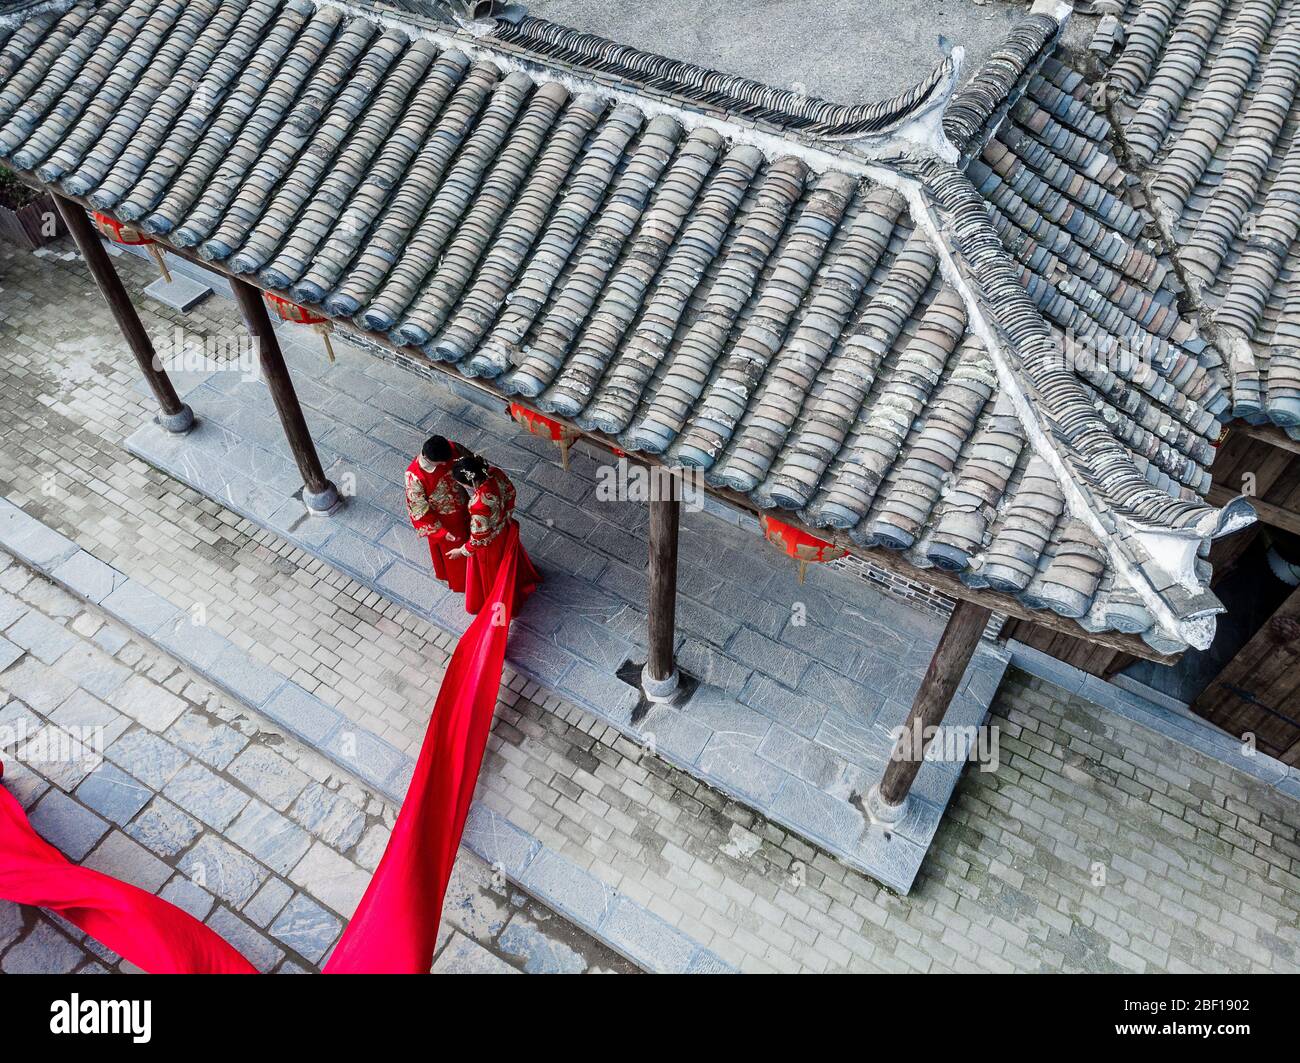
[122,255,1009,896]
[0,236,1298,972]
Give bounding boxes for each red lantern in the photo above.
[760,514,847,583]
[508,401,580,469]
[92,210,171,282]
[263,292,336,363]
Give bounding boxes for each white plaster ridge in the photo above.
[314,0,959,175]
[0,0,71,32]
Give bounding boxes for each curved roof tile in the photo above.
[0,0,1253,651]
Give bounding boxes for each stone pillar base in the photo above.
[864,783,907,826]
[303,482,342,515]
[158,404,195,435]
[641,663,679,703]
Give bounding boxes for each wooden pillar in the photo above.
[643,478,680,700]
[55,195,194,434]
[230,278,339,514]
[870,597,992,817]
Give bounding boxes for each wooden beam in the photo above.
[1192,581,1300,746]
[644,490,680,698]
[1208,523,1262,588]
[875,598,993,809]
[54,194,193,433]
[229,278,339,513]
[1102,652,1136,681]
[34,184,1180,665]
[1236,423,1300,459]
[1208,484,1300,537]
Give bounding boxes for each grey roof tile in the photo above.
[1098,0,1300,429]
[0,0,1256,651]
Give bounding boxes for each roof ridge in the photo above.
[479,11,959,139]
[314,0,952,171]
[909,157,1246,650]
[942,9,1062,161]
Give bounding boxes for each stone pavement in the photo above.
[125,320,1010,892]
[7,536,1300,975]
[2,237,1300,972]
[0,496,733,972]
[0,550,637,974]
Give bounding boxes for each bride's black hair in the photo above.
[451,453,489,488]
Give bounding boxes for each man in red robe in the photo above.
[448,454,541,614]
[405,436,470,593]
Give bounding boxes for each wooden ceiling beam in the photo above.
[1208,485,1300,538]
[1235,423,1300,459]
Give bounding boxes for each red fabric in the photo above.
[425,537,466,591]
[91,211,151,246]
[0,483,539,975]
[463,468,541,614]
[0,769,256,974]
[759,514,847,564]
[405,453,469,593]
[323,523,534,973]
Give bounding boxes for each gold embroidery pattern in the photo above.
[429,476,464,516]
[469,482,507,548]
[405,471,430,522]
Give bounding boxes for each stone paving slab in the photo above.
[1007,642,1300,797]
[0,517,730,973]
[126,325,1010,893]
[16,237,1299,973]
[0,549,638,975]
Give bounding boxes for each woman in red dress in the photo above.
[405,436,470,593]
[447,454,541,614]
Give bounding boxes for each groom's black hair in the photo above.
[421,435,453,462]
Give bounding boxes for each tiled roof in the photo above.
[1088,0,1300,436]
[0,0,1253,652]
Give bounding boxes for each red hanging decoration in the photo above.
[263,292,336,363]
[508,401,580,469]
[760,514,847,583]
[91,210,171,283]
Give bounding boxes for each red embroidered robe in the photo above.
[405,451,470,593]
[463,466,541,614]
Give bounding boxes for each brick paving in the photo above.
[1,237,1299,972]
[0,551,636,974]
[125,311,1009,890]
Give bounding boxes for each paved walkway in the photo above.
[0,549,634,974]
[0,495,732,971]
[125,307,1009,892]
[2,237,1299,972]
